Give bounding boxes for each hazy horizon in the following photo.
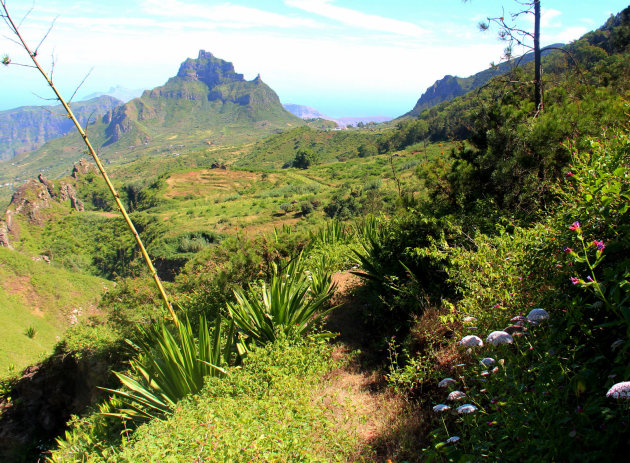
[1,0,627,117]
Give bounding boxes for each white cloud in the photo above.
[541,8,562,28]
[285,0,425,37]
[548,26,589,44]
[141,0,320,29]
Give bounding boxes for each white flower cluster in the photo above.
[606,381,630,399]
[435,308,551,446]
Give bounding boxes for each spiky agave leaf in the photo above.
[228,253,337,345]
[101,314,234,422]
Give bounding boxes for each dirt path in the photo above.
[320,272,423,461]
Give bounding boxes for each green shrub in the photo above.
[116,336,359,462]
[227,254,336,346]
[292,148,320,169]
[422,128,630,462]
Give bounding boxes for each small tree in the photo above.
[357,144,377,158]
[292,148,320,169]
[473,0,543,112]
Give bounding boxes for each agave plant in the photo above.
[228,253,337,345]
[308,220,354,247]
[102,314,235,421]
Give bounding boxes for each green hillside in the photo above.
[0,96,121,162]
[1,5,630,463]
[0,247,107,378]
[237,125,383,169]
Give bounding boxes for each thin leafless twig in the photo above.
[17,2,35,28]
[34,15,57,55]
[49,50,55,81]
[32,91,58,101]
[5,61,36,68]
[1,32,23,46]
[69,67,93,103]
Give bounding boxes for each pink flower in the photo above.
[566,171,574,177]
[563,247,573,253]
[569,222,581,231]
[570,277,579,285]
[587,276,593,282]
[593,240,605,251]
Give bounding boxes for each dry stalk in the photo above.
[0,0,178,325]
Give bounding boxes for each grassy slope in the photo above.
[141,141,452,241]
[0,247,107,377]
[110,339,364,462]
[236,126,385,170]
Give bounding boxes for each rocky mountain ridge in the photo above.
[0,96,122,162]
[0,51,303,185]
[0,159,96,249]
[103,50,299,145]
[404,44,563,117]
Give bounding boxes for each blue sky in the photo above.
[1,1,628,117]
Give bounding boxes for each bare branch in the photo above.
[41,106,71,118]
[31,91,58,101]
[49,51,55,81]
[34,15,58,55]
[7,61,36,68]
[1,32,23,46]
[17,2,35,29]
[69,67,93,103]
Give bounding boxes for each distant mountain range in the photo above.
[0,96,122,162]
[0,44,565,184]
[282,104,391,127]
[0,50,303,184]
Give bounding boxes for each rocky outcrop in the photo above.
[0,220,11,249]
[177,49,244,87]
[0,348,125,461]
[102,50,298,145]
[403,44,563,118]
[71,158,98,179]
[0,162,92,247]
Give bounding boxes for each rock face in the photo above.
[0,160,94,247]
[0,350,120,461]
[177,50,245,88]
[0,96,122,161]
[71,158,99,179]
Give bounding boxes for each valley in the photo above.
[0,2,630,461]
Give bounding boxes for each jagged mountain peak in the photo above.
[176,50,245,87]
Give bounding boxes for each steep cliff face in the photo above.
[103,50,299,145]
[177,50,245,87]
[0,96,122,161]
[408,75,465,115]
